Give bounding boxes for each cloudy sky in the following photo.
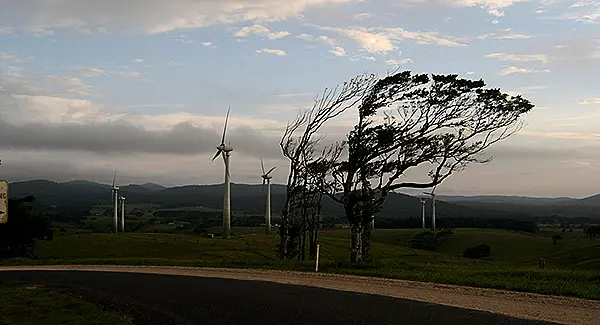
[0,0,599,198]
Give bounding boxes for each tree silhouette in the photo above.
[323,71,534,264]
[0,195,54,259]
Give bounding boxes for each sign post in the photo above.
[0,180,7,223]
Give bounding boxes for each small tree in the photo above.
[324,71,534,264]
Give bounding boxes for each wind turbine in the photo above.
[111,171,119,234]
[119,195,126,232]
[423,185,438,231]
[419,196,427,229]
[261,159,276,235]
[212,106,233,239]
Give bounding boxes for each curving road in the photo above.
[0,269,558,325]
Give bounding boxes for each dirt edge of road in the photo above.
[1,265,598,325]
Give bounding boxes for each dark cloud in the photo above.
[0,118,284,159]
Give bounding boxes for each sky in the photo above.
[0,0,599,198]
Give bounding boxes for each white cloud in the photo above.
[385,58,413,65]
[315,25,466,55]
[235,24,291,39]
[498,66,552,75]
[559,1,600,24]
[444,0,529,17]
[317,35,337,46]
[115,70,142,78]
[201,41,214,47]
[268,31,291,39]
[578,98,600,104]
[2,0,354,35]
[174,34,194,44]
[353,13,373,20]
[329,46,346,56]
[256,48,287,56]
[74,67,107,78]
[486,52,551,63]
[132,58,144,63]
[476,28,532,40]
[0,27,12,35]
[296,33,315,41]
[73,67,141,79]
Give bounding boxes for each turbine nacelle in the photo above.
[260,158,276,183]
[216,144,234,152]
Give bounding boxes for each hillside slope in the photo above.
[7,180,599,220]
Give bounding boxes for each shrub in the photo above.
[409,229,455,251]
[463,244,491,259]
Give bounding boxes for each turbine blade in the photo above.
[112,170,117,187]
[266,166,276,176]
[212,150,222,161]
[221,105,230,144]
[261,158,265,174]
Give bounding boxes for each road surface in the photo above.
[0,267,565,325]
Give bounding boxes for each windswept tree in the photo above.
[278,73,376,259]
[323,71,534,264]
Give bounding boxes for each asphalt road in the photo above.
[0,270,560,325]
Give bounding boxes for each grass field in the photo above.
[0,284,133,325]
[4,227,600,300]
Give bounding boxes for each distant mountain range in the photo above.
[6,180,600,220]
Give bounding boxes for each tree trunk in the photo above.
[350,223,363,264]
[311,210,321,260]
[279,220,289,259]
[361,219,373,263]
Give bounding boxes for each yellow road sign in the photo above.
[0,180,7,223]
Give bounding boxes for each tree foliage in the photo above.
[322,70,534,264]
[0,196,54,259]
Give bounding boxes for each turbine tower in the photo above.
[423,185,438,231]
[212,106,233,239]
[419,196,427,229]
[111,171,119,234]
[119,195,126,232]
[260,159,276,235]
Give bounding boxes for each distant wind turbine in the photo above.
[423,185,438,231]
[260,158,276,235]
[119,195,126,232]
[212,106,233,239]
[419,196,427,229]
[111,171,119,234]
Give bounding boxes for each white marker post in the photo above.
[0,180,7,224]
[315,244,320,272]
